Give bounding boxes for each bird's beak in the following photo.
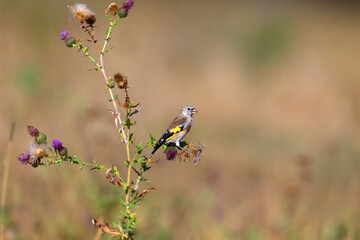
[192,108,198,114]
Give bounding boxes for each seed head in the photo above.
[191,143,205,165]
[178,151,191,164]
[29,142,48,163]
[68,3,96,25]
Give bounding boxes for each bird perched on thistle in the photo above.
[149,105,198,161]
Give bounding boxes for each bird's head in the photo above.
[181,105,198,117]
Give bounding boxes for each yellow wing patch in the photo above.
[166,126,182,141]
[171,126,181,134]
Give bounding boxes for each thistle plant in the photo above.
[16,1,204,239]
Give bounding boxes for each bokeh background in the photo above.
[2,0,360,239]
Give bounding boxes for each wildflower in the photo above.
[18,152,30,165]
[52,139,63,151]
[165,147,177,160]
[27,125,39,138]
[114,73,128,89]
[117,0,134,18]
[29,141,48,164]
[68,3,96,25]
[35,133,47,144]
[59,30,70,40]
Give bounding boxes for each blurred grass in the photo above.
[2,0,360,239]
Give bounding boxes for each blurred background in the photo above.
[2,0,360,239]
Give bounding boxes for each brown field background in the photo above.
[2,0,360,239]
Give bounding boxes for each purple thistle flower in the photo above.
[59,30,70,40]
[166,148,177,160]
[52,139,63,151]
[123,0,134,10]
[18,152,30,165]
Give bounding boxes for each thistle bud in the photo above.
[65,36,76,48]
[31,160,40,168]
[117,8,128,18]
[27,125,39,138]
[59,147,68,156]
[36,133,47,144]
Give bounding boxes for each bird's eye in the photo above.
[187,108,191,110]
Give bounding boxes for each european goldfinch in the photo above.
[150,105,198,158]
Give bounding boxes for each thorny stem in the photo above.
[43,156,105,170]
[82,25,101,53]
[98,16,127,144]
[125,131,132,210]
[125,129,132,235]
[77,14,137,239]
[89,14,133,237]
[79,16,127,144]
[78,46,100,68]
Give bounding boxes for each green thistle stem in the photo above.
[99,15,127,144]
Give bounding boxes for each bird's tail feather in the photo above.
[151,138,166,156]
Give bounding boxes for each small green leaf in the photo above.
[136,156,146,163]
[148,133,157,147]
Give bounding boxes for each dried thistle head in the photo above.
[106,3,118,14]
[190,143,205,165]
[174,143,205,165]
[177,151,191,164]
[114,73,128,89]
[68,3,96,25]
